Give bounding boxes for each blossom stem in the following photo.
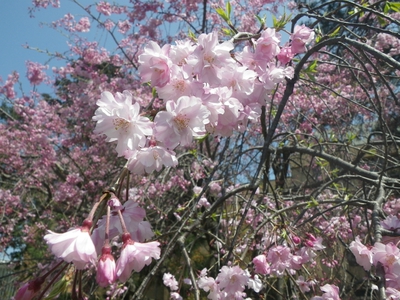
[117,209,129,234]
[105,204,111,244]
[36,262,68,300]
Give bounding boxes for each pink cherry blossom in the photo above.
[188,31,235,85]
[381,215,400,231]
[92,199,154,253]
[26,61,47,86]
[117,20,131,34]
[126,145,178,175]
[387,287,400,300]
[277,45,294,65]
[14,278,44,300]
[170,292,183,300]
[197,274,219,300]
[75,17,90,32]
[163,272,179,291]
[296,275,311,293]
[44,221,97,270]
[349,236,373,270]
[291,25,315,54]
[138,41,172,87]
[254,28,281,64]
[252,254,270,275]
[116,233,160,282]
[311,284,341,300]
[96,1,112,16]
[154,96,210,149]
[216,265,249,296]
[372,242,400,271]
[92,91,153,156]
[96,246,117,287]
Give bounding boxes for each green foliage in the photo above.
[384,1,400,13]
[272,10,292,31]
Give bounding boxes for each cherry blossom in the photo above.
[291,25,315,54]
[138,41,172,87]
[153,96,210,149]
[349,236,373,271]
[44,220,97,270]
[126,145,178,175]
[116,233,160,282]
[96,245,117,287]
[92,91,153,156]
[163,272,179,291]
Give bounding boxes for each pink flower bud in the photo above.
[305,233,317,242]
[14,277,44,300]
[96,246,117,287]
[292,236,301,245]
[305,240,314,248]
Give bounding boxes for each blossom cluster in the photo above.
[22,194,161,297]
[197,266,262,300]
[92,27,314,175]
[349,215,400,298]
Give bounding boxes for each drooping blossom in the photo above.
[126,145,178,175]
[163,272,179,291]
[372,242,400,272]
[349,236,373,271]
[244,270,263,293]
[216,266,249,297]
[254,28,281,64]
[387,287,400,300]
[187,31,235,86]
[44,220,97,269]
[96,246,117,287]
[116,233,160,282]
[170,292,183,300]
[91,199,154,253]
[138,41,172,87]
[277,45,294,65]
[311,284,341,300]
[92,91,153,156]
[296,275,312,293]
[291,25,315,54]
[197,268,220,300]
[252,254,270,275]
[154,96,210,149]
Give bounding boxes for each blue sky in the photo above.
[0,1,119,95]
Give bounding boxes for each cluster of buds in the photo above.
[15,191,160,299]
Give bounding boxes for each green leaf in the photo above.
[306,60,318,73]
[390,2,400,11]
[215,7,229,22]
[43,276,69,300]
[152,87,157,98]
[255,14,266,27]
[189,148,198,156]
[329,26,341,37]
[272,15,278,28]
[188,29,197,41]
[222,27,233,36]
[226,1,232,19]
[306,197,319,208]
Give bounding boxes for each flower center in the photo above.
[174,114,189,131]
[152,150,160,161]
[113,117,130,131]
[173,80,186,92]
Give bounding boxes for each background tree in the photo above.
[1,0,400,300]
